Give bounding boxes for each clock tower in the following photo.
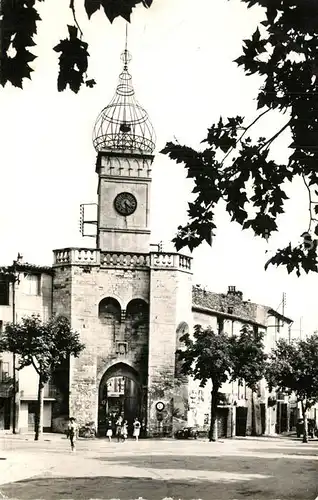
[93,48,156,253]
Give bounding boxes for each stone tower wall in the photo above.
[147,263,192,436]
[53,262,150,429]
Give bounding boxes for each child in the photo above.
[133,417,141,442]
[121,420,128,442]
[116,416,123,442]
[67,417,78,451]
[106,419,113,442]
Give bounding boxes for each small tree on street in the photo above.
[266,334,318,443]
[177,324,267,442]
[0,314,85,440]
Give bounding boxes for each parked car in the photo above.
[175,427,198,439]
[296,418,318,438]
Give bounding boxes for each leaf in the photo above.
[85,78,96,88]
[0,0,41,89]
[101,0,140,23]
[54,26,91,93]
[84,0,101,18]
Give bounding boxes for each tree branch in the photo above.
[302,173,313,233]
[69,0,83,38]
[220,108,271,167]
[260,119,291,151]
[31,357,41,376]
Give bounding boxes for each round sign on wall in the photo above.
[155,401,165,412]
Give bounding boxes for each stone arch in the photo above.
[96,359,136,387]
[176,322,189,348]
[126,298,149,326]
[98,297,121,323]
[98,362,144,435]
[125,299,149,384]
[98,297,121,345]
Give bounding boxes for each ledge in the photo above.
[53,248,192,273]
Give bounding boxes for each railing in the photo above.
[101,252,150,268]
[53,248,192,272]
[53,248,100,266]
[150,253,192,270]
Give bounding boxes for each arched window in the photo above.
[175,322,189,379]
[98,297,121,324]
[126,299,149,326]
[125,299,149,374]
[176,322,189,347]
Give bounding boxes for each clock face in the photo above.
[114,192,137,216]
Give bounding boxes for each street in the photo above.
[0,434,317,500]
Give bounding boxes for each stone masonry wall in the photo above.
[55,264,150,430]
[148,267,192,436]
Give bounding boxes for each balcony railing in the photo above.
[53,248,192,272]
[101,252,150,268]
[53,248,100,266]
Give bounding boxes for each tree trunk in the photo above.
[34,377,44,441]
[209,388,219,442]
[301,400,308,444]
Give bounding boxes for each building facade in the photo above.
[0,47,300,438]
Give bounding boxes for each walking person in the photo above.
[106,419,113,442]
[67,417,78,452]
[121,419,128,442]
[133,417,141,442]
[115,415,123,442]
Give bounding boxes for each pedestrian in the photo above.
[133,417,141,442]
[106,419,113,442]
[67,417,78,452]
[116,415,123,442]
[121,419,128,442]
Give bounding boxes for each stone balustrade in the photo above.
[53,248,100,266]
[101,252,150,268]
[150,252,192,270]
[53,248,192,272]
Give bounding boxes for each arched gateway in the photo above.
[98,363,144,436]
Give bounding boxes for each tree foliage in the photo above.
[0,314,85,440]
[162,0,318,276]
[0,0,153,92]
[1,0,318,274]
[266,334,318,442]
[177,324,266,441]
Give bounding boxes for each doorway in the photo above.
[98,363,144,436]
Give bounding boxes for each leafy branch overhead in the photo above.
[0,0,153,92]
[1,0,318,276]
[162,0,318,276]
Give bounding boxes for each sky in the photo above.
[0,0,316,335]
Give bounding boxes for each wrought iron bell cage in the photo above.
[92,49,156,154]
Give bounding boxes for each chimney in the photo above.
[227,286,243,300]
